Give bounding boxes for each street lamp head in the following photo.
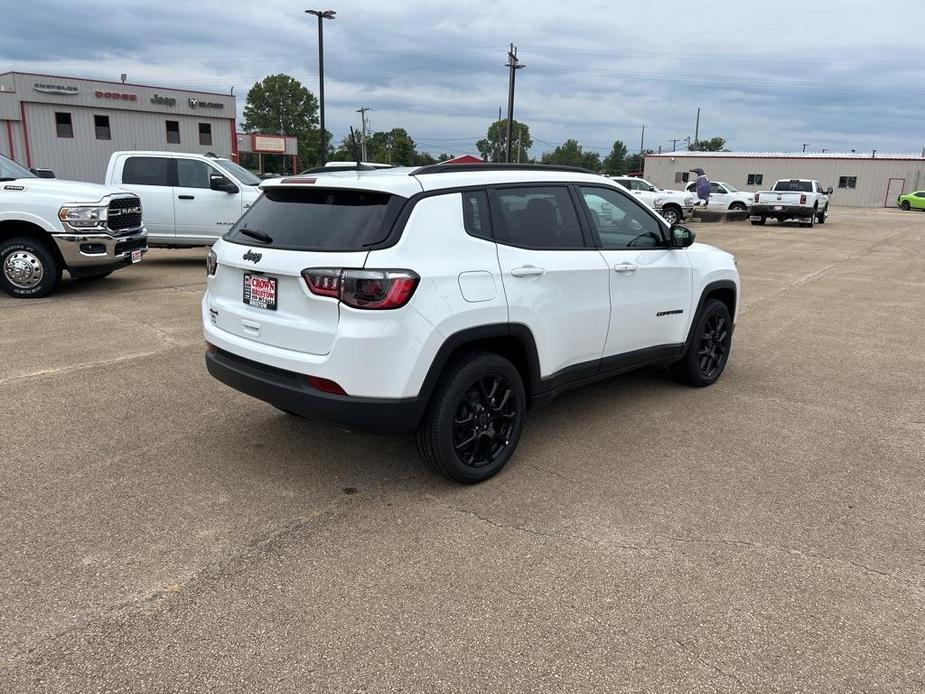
[305,9,336,19]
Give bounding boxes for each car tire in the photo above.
[661,206,681,225]
[0,237,62,299]
[751,216,766,226]
[900,201,911,211]
[730,202,747,212]
[816,207,827,224]
[671,299,733,387]
[417,351,526,484]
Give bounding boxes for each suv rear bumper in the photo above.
[206,346,427,434]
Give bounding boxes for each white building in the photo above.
[644,151,925,207]
[0,72,237,182]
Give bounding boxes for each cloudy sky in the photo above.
[3,0,924,158]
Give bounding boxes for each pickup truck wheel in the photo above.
[0,237,61,299]
[750,216,766,226]
[417,351,526,484]
[730,202,747,212]
[671,299,733,387]
[661,206,681,225]
[816,207,827,224]
[900,201,911,211]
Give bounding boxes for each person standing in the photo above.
[691,168,711,207]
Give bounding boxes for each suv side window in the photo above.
[122,157,171,186]
[491,186,585,249]
[579,186,667,250]
[177,158,216,189]
[461,190,492,240]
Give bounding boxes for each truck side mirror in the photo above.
[210,173,238,194]
[30,167,55,178]
[826,187,833,195]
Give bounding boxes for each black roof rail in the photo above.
[409,162,599,176]
[298,163,396,174]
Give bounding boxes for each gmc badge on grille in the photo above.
[243,250,262,263]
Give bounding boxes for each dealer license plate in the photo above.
[131,250,142,263]
[243,273,277,311]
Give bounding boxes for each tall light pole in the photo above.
[504,44,525,163]
[306,9,335,165]
[356,106,370,161]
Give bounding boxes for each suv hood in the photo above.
[6,177,130,204]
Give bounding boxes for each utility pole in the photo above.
[669,138,682,152]
[684,136,691,150]
[802,143,810,153]
[504,44,525,163]
[306,9,336,165]
[356,107,370,161]
[640,124,645,159]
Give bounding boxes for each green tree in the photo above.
[540,139,601,170]
[363,128,417,165]
[623,149,654,173]
[476,119,533,163]
[601,140,628,175]
[243,74,322,168]
[690,137,727,152]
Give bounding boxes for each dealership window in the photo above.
[747,173,763,186]
[674,171,690,184]
[166,120,180,144]
[198,123,212,146]
[55,112,73,138]
[122,157,171,186]
[839,176,857,189]
[94,115,111,140]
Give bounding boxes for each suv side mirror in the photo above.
[210,173,238,193]
[30,167,55,178]
[671,224,696,248]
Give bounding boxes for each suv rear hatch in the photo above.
[209,186,406,356]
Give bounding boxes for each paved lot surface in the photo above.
[1,209,923,693]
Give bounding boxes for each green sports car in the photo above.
[897,191,925,210]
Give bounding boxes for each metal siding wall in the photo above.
[644,157,925,207]
[25,102,234,182]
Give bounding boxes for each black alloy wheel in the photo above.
[417,352,526,483]
[901,200,911,211]
[671,299,733,387]
[452,374,518,469]
[696,312,731,380]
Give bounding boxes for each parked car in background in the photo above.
[611,176,695,225]
[0,153,146,298]
[203,163,739,483]
[105,151,262,247]
[897,191,925,211]
[684,181,752,212]
[751,179,832,228]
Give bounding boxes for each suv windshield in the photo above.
[224,187,406,251]
[0,154,35,181]
[216,159,262,186]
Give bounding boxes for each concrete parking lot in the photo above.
[1,208,923,692]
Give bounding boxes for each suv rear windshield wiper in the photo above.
[239,228,273,244]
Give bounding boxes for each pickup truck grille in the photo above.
[107,197,143,232]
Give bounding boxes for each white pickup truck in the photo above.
[105,151,262,247]
[610,176,695,225]
[0,153,146,298]
[750,179,832,228]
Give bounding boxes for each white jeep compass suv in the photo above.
[203,164,739,483]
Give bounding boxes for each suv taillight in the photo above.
[302,268,420,309]
[754,193,759,203]
[800,194,807,205]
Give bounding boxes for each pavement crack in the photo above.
[520,462,581,485]
[0,348,172,385]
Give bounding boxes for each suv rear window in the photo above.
[225,187,406,251]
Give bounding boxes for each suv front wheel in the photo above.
[671,299,733,387]
[417,352,526,483]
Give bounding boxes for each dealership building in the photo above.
[644,151,925,207]
[0,71,237,182]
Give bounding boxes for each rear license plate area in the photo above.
[243,273,278,311]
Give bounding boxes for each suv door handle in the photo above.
[511,265,545,278]
[178,195,195,200]
[613,262,639,273]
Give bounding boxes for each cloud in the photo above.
[2,0,924,157]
